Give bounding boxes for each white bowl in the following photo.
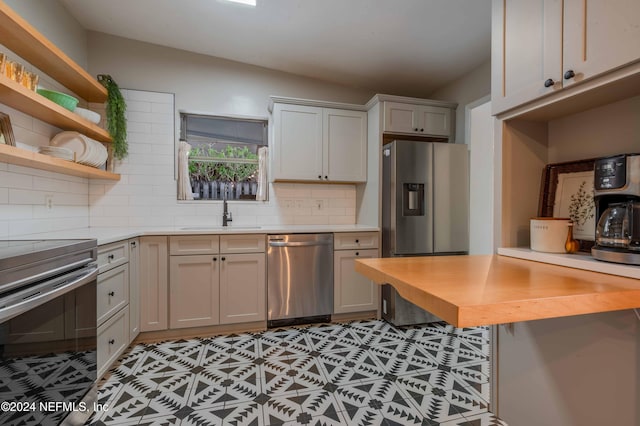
[530,218,571,253]
[74,107,101,124]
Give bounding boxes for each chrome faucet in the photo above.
[222,186,233,226]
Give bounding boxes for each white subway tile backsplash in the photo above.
[126,90,174,104]
[0,205,33,220]
[127,122,153,134]
[151,123,173,135]
[126,100,153,113]
[8,189,45,205]
[152,102,174,114]
[0,171,33,189]
[0,188,8,203]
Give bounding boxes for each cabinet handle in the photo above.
[213,257,218,262]
[108,254,115,260]
[221,257,226,261]
[356,252,359,256]
[544,78,555,88]
[414,128,419,131]
[108,339,115,345]
[318,175,322,180]
[130,241,137,248]
[108,291,115,297]
[420,128,424,132]
[563,70,575,80]
[355,239,359,243]
[324,176,328,180]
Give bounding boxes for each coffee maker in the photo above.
[591,153,640,265]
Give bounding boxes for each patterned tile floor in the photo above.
[91,320,506,425]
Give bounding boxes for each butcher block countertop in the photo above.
[355,255,640,327]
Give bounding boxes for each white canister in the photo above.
[530,218,571,253]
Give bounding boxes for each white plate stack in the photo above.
[49,131,109,168]
[38,145,75,161]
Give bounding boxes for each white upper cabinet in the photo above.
[383,102,452,137]
[323,108,367,182]
[271,100,367,182]
[492,0,640,115]
[271,103,323,181]
[563,0,640,87]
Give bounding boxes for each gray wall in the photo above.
[5,0,88,70]
[429,59,491,144]
[87,32,374,120]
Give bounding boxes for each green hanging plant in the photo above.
[97,74,128,160]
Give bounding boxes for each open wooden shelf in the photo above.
[0,144,120,180]
[0,1,107,102]
[0,76,112,142]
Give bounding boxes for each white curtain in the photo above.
[177,140,193,200]
[256,147,268,201]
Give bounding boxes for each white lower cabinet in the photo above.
[219,253,266,324]
[128,239,140,340]
[139,236,168,332]
[169,254,220,329]
[169,234,266,329]
[97,308,129,379]
[97,238,139,379]
[333,232,380,314]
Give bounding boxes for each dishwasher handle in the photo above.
[268,240,333,248]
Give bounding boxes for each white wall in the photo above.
[429,59,491,144]
[468,100,494,254]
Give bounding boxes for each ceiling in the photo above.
[60,0,492,97]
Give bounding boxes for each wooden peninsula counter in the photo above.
[355,254,640,426]
[355,254,640,327]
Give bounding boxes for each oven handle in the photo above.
[0,265,98,324]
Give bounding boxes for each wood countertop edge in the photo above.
[354,258,640,328]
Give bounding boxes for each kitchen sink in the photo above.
[180,226,261,230]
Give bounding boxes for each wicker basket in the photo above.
[36,88,78,111]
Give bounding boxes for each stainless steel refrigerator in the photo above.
[381,140,469,325]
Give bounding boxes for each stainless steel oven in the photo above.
[0,239,98,426]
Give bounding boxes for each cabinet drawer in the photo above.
[170,235,220,255]
[97,264,129,326]
[97,307,129,379]
[97,240,129,273]
[334,232,379,250]
[220,234,266,254]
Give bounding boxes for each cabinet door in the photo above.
[334,249,379,314]
[491,0,563,114]
[140,236,168,332]
[97,240,129,273]
[96,264,129,326]
[563,0,640,87]
[271,103,323,181]
[418,106,452,137]
[383,102,419,133]
[323,108,367,182]
[97,308,129,379]
[170,255,220,329]
[219,253,266,324]
[128,239,140,341]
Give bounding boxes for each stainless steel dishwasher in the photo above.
[267,233,333,327]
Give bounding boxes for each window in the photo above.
[180,113,267,201]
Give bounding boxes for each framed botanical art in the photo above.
[538,158,596,252]
[0,113,16,146]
